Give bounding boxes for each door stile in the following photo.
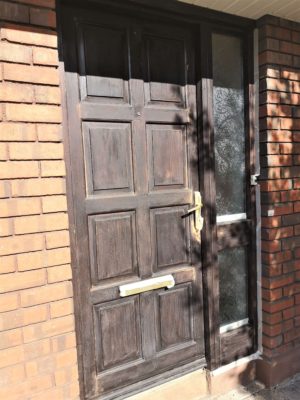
[61,15,98,398]
[245,29,258,351]
[198,23,221,370]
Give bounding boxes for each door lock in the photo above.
[188,191,204,232]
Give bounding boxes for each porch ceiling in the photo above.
[178,0,300,23]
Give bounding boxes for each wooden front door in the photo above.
[61,3,205,399]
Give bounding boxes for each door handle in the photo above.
[188,191,204,232]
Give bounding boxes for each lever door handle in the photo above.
[189,191,204,232]
[187,204,201,213]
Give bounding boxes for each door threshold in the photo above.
[93,358,206,400]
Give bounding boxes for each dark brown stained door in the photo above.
[61,5,205,399]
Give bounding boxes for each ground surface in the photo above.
[208,374,300,400]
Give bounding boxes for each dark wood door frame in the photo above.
[57,0,257,397]
[198,22,258,367]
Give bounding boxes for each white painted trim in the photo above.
[210,351,262,376]
[220,318,249,334]
[216,213,247,224]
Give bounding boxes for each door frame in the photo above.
[57,0,256,397]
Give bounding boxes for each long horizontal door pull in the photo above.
[119,275,175,297]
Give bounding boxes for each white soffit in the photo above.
[178,0,300,23]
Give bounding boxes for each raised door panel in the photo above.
[147,124,188,190]
[156,284,193,352]
[83,122,134,195]
[150,206,190,271]
[88,212,138,283]
[94,296,142,372]
[78,22,130,102]
[143,33,187,107]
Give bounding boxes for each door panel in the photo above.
[78,22,130,103]
[62,5,204,399]
[156,284,193,351]
[94,296,142,372]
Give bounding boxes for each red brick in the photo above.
[262,334,283,349]
[0,123,36,142]
[284,326,300,343]
[45,230,70,249]
[263,297,294,313]
[15,0,55,7]
[0,41,31,64]
[46,247,71,267]
[0,255,16,273]
[0,198,41,218]
[17,251,45,271]
[283,307,295,320]
[0,305,47,331]
[261,155,293,167]
[3,63,59,85]
[0,345,24,368]
[9,142,63,160]
[14,212,68,234]
[0,1,29,23]
[261,130,292,143]
[260,179,292,192]
[0,82,34,103]
[263,323,282,337]
[262,287,282,301]
[35,85,61,104]
[1,24,57,47]
[263,311,282,325]
[11,178,66,197]
[281,189,300,202]
[51,331,76,353]
[0,233,44,256]
[41,160,66,177]
[261,216,281,228]
[262,274,294,289]
[0,218,13,237]
[0,374,52,399]
[0,364,25,386]
[42,195,67,213]
[0,161,39,179]
[261,240,281,253]
[23,314,75,343]
[0,269,46,293]
[5,104,62,123]
[24,338,51,360]
[30,7,56,28]
[263,263,282,277]
[50,298,73,318]
[33,47,58,66]
[0,292,19,312]
[47,264,72,283]
[36,123,62,142]
[259,51,292,66]
[20,281,73,307]
[262,226,293,240]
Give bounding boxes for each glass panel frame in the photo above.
[199,22,257,368]
[212,33,247,218]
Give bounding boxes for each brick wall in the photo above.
[258,15,300,383]
[0,1,79,399]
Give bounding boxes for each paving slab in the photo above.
[204,373,300,400]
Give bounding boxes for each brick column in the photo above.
[257,15,300,386]
[0,1,79,399]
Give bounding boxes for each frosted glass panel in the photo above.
[212,33,246,216]
[219,247,248,326]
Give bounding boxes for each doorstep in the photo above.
[127,356,257,400]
